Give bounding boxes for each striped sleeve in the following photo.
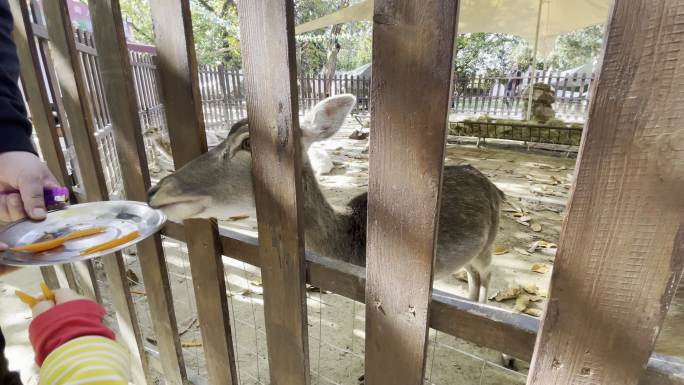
[38,336,130,385]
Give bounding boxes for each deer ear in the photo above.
[225,131,251,159]
[301,94,356,147]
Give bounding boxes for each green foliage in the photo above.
[119,1,603,75]
[546,25,605,69]
[119,0,154,44]
[294,0,371,74]
[120,0,241,68]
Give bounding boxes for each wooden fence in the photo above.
[9,0,684,385]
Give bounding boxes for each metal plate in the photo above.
[0,201,166,266]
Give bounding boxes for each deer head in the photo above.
[147,94,356,222]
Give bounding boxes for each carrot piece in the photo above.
[15,290,38,307]
[59,227,106,242]
[11,226,107,253]
[80,231,139,256]
[12,238,64,253]
[40,282,55,302]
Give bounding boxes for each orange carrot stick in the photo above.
[11,238,63,253]
[40,282,55,302]
[80,231,139,256]
[59,227,106,242]
[15,290,38,307]
[12,226,106,253]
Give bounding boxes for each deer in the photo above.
[147,94,503,303]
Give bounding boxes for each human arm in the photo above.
[28,288,131,384]
[0,0,61,253]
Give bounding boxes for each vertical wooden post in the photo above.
[237,2,310,385]
[88,1,197,384]
[8,0,69,290]
[527,0,684,384]
[40,0,105,302]
[147,2,238,385]
[364,1,459,385]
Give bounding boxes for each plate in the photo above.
[0,201,166,266]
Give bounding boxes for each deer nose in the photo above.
[147,183,161,204]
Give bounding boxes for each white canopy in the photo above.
[295,0,611,55]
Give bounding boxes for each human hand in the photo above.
[0,242,18,275]
[0,151,60,223]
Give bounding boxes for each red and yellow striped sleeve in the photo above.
[38,336,130,385]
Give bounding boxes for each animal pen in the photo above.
[7,0,684,384]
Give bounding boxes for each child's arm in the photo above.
[27,288,131,385]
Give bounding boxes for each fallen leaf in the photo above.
[130,290,146,296]
[528,240,558,253]
[489,287,521,302]
[516,219,531,227]
[146,337,157,345]
[531,263,549,274]
[493,246,510,255]
[453,270,468,282]
[531,223,542,232]
[249,280,263,287]
[523,284,540,295]
[181,341,202,348]
[536,240,558,249]
[524,308,543,317]
[514,295,531,312]
[517,215,532,222]
[228,214,250,221]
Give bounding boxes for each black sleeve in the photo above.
[0,329,23,385]
[0,0,35,154]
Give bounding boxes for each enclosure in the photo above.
[4,0,684,385]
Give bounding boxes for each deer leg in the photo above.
[464,265,481,302]
[478,269,491,304]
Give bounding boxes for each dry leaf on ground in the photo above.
[489,287,521,301]
[514,295,531,312]
[524,308,543,317]
[531,223,542,232]
[453,270,468,282]
[228,214,250,221]
[531,263,549,274]
[181,341,203,348]
[493,246,510,255]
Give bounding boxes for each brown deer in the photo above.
[147,94,503,302]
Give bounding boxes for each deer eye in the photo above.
[241,138,251,152]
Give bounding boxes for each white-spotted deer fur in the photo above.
[148,94,503,302]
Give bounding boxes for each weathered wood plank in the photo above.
[527,0,684,384]
[364,1,459,384]
[88,1,198,384]
[160,222,684,384]
[147,1,237,384]
[40,0,103,302]
[236,2,310,384]
[9,0,68,290]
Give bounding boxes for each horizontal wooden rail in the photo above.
[160,221,683,384]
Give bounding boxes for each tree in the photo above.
[546,25,604,69]
[120,0,241,68]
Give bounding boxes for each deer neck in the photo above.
[300,160,363,265]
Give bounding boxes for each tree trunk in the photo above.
[322,0,349,97]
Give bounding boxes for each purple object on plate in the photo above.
[1,187,70,211]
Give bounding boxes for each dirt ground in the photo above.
[2,118,682,385]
